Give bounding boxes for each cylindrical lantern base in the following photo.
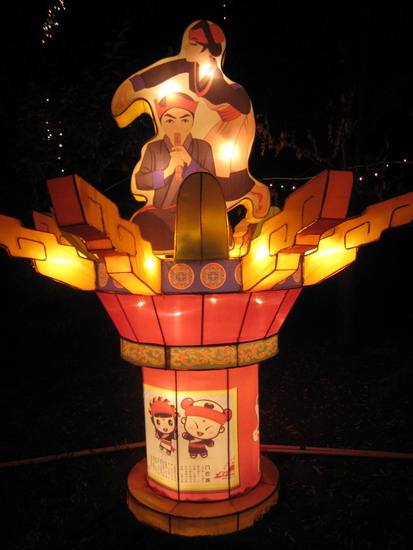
[142,364,261,501]
[127,455,279,536]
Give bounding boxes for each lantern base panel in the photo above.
[127,455,279,536]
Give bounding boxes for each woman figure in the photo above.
[112,19,270,224]
[148,397,178,455]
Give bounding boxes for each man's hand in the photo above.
[164,146,192,178]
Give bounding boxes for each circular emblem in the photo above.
[234,262,242,286]
[168,263,194,290]
[200,263,226,289]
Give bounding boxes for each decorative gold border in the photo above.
[120,339,165,367]
[120,335,278,369]
[171,345,237,369]
[238,336,279,366]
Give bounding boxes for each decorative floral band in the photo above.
[120,334,278,370]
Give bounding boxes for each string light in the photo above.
[40,4,68,174]
[41,1,66,44]
[262,160,410,184]
[259,158,411,208]
[222,2,228,21]
[42,98,66,175]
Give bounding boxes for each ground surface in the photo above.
[1,226,412,549]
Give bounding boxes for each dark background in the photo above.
[1,0,412,215]
[1,1,412,548]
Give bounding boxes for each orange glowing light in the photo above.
[0,215,96,290]
[46,174,161,294]
[303,191,413,285]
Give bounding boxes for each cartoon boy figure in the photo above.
[148,397,178,455]
[131,92,216,252]
[180,398,232,459]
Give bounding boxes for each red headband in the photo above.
[154,94,198,120]
[189,23,225,45]
[181,399,232,425]
[149,398,177,417]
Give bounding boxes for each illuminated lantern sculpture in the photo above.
[1,20,413,536]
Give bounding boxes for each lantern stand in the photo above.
[127,455,279,536]
[96,172,296,536]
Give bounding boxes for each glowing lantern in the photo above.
[1,18,413,537]
[111,19,272,256]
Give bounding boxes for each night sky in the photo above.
[1,1,412,191]
[4,3,412,125]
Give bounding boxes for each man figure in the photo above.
[131,92,215,252]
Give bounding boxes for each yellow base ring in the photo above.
[127,455,279,536]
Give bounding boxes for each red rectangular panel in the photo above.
[175,368,228,391]
[142,366,177,392]
[239,290,287,342]
[153,295,203,346]
[203,293,250,345]
[267,288,302,336]
[96,292,136,341]
[47,175,85,227]
[118,295,164,345]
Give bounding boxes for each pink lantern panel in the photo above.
[98,289,302,349]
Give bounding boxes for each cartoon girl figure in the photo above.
[180,398,232,459]
[148,397,178,455]
[112,19,270,225]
